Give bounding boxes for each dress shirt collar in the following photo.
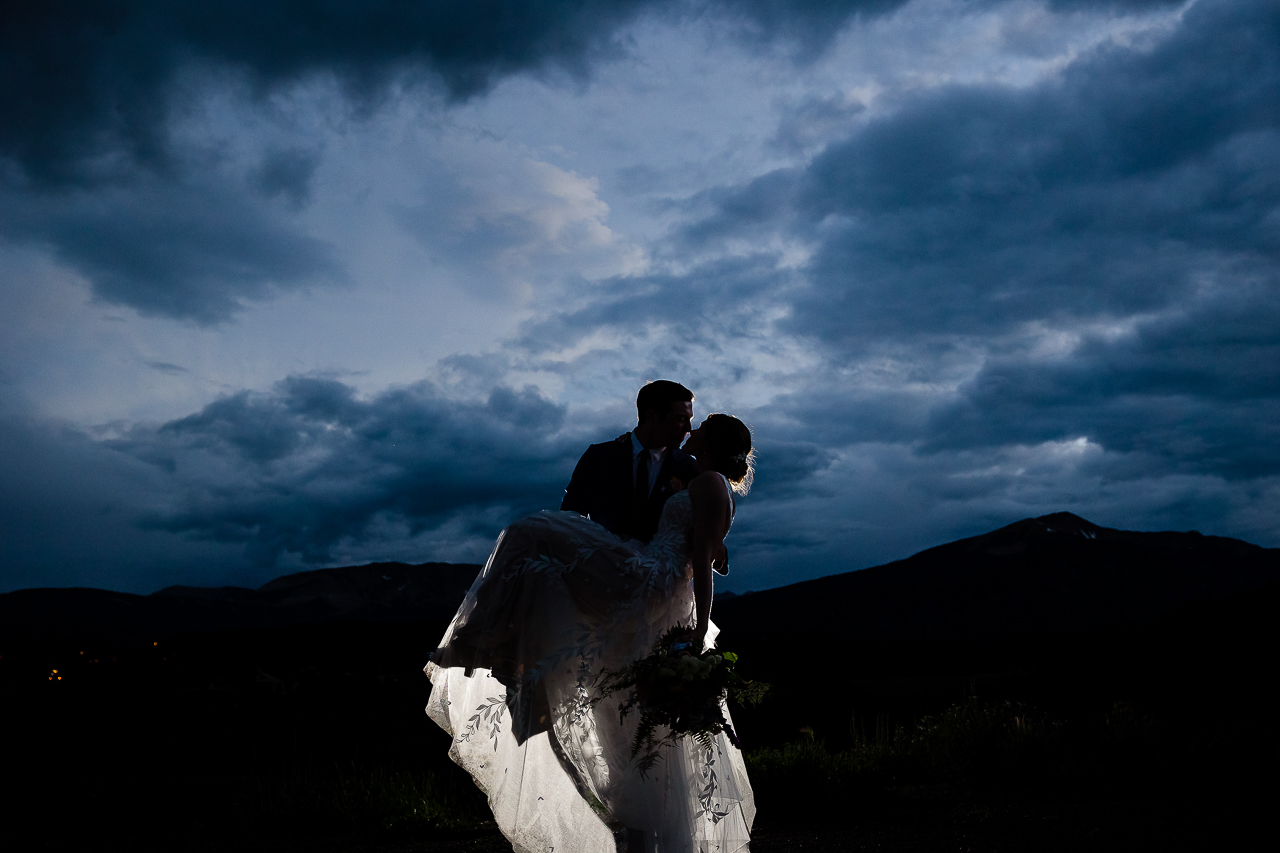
[630,431,668,461]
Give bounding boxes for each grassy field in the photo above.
[2,617,1275,851]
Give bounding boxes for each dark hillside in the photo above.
[713,514,1280,746]
[3,513,1277,851]
[6,512,1274,649]
[714,512,1279,643]
[0,561,480,642]
[6,511,1275,738]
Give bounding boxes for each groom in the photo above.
[561,380,698,543]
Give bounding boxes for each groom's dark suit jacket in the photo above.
[561,433,698,543]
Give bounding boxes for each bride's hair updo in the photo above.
[702,413,755,495]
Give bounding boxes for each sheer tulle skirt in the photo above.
[426,510,753,853]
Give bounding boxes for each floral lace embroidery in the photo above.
[644,490,695,595]
[694,742,737,825]
[459,684,511,750]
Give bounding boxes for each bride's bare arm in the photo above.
[688,472,732,646]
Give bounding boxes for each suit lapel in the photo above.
[617,433,636,493]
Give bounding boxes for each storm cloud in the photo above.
[2,0,1276,595]
[0,0,1194,323]
[478,0,1280,579]
[0,0,969,185]
[549,0,1280,476]
[110,377,577,566]
[2,0,642,185]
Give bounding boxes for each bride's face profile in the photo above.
[682,421,708,456]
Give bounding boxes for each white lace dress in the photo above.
[425,483,754,853]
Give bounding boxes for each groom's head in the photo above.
[635,380,694,449]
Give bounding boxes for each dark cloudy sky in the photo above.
[2,0,1277,595]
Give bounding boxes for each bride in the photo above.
[425,413,756,853]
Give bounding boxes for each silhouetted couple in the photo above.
[426,380,755,853]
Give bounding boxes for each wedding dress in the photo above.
[425,479,754,853]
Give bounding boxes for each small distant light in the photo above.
[52,669,58,674]
[57,676,62,681]
[153,641,159,646]
[80,651,85,655]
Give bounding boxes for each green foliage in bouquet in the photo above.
[596,624,771,776]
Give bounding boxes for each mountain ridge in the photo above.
[0,561,481,641]
[3,513,1276,643]
[713,511,1278,642]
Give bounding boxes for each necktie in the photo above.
[634,450,651,503]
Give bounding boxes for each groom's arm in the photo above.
[560,446,595,515]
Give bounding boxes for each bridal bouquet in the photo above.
[596,624,770,775]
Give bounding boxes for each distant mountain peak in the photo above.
[714,512,1278,642]
[953,512,1107,557]
[1030,511,1103,535]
